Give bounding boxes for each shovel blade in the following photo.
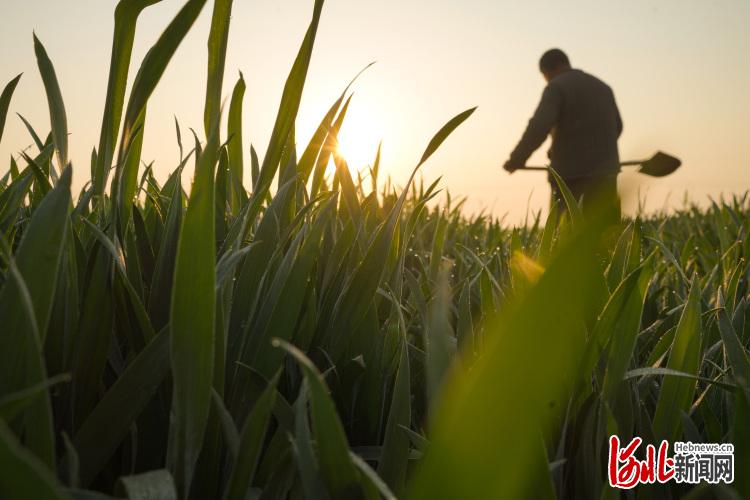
[637,151,681,177]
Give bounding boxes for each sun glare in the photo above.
[334,99,385,173]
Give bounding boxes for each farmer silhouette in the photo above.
[504,49,622,217]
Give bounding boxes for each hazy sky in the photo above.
[1,0,749,221]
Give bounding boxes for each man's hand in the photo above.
[503,159,523,174]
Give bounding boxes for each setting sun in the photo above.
[334,97,385,171]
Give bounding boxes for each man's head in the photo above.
[539,48,571,82]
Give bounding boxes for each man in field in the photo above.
[503,49,622,217]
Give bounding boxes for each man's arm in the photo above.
[615,102,623,138]
[506,84,561,170]
[611,87,623,138]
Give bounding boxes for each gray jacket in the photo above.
[510,69,622,180]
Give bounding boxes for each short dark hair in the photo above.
[539,49,570,72]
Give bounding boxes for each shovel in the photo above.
[520,151,681,177]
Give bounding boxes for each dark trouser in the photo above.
[550,173,620,221]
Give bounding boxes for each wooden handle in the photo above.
[521,161,644,171]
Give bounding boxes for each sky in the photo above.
[1,0,749,222]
